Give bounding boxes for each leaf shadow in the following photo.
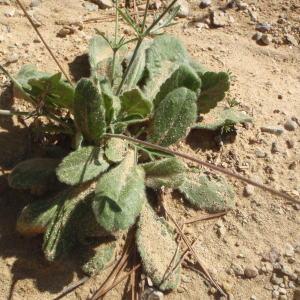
[68,54,90,83]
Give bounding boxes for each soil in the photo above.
[0,0,299,299]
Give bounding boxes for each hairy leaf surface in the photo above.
[8,158,59,190]
[105,138,128,163]
[178,171,234,212]
[93,151,146,232]
[193,107,252,131]
[74,78,106,144]
[142,158,186,189]
[149,87,197,146]
[198,72,230,113]
[56,146,109,185]
[154,64,201,108]
[136,203,181,291]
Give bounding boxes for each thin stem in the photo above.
[116,38,143,95]
[15,0,73,85]
[111,0,119,84]
[0,109,32,117]
[103,133,299,204]
[144,0,178,35]
[141,0,150,32]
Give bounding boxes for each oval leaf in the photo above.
[8,158,60,190]
[56,146,109,186]
[142,158,186,189]
[92,150,146,232]
[105,138,128,163]
[178,171,235,212]
[149,87,197,146]
[74,78,106,144]
[136,203,181,291]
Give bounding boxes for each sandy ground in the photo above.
[0,0,299,299]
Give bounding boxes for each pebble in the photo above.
[272,290,280,298]
[93,0,113,9]
[244,184,254,197]
[281,264,297,280]
[232,263,244,276]
[211,11,231,27]
[199,0,211,8]
[30,0,41,7]
[285,34,298,46]
[271,274,283,285]
[244,266,258,279]
[253,32,263,41]
[289,161,296,170]
[255,149,266,158]
[177,0,190,18]
[286,139,294,149]
[57,26,75,37]
[278,287,287,295]
[143,288,164,300]
[261,34,272,45]
[6,53,19,63]
[83,2,99,11]
[271,142,280,153]
[256,22,272,33]
[284,243,295,257]
[250,296,257,300]
[284,119,297,131]
[4,8,15,17]
[261,126,284,135]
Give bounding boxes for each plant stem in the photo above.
[111,0,119,85]
[103,133,299,204]
[141,0,150,32]
[0,109,31,117]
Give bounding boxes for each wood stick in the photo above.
[184,211,227,225]
[15,0,73,85]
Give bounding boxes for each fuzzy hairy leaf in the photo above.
[193,107,252,131]
[74,78,106,144]
[8,158,59,190]
[142,158,186,189]
[123,41,151,91]
[105,138,128,163]
[120,88,153,119]
[136,203,181,291]
[92,150,146,232]
[89,35,113,77]
[57,146,109,186]
[43,185,93,261]
[17,196,61,236]
[143,35,188,100]
[198,72,230,114]
[14,65,74,109]
[82,242,116,276]
[154,64,201,108]
[178,171,234,212]
[188,58,207,77]
[149,87,197,146]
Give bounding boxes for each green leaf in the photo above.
[89,35,113,77]
[154,64,201,108]
[8,158,60,190]
[43,185,93,261]
[16,196,61,236]
[56,146,109,186]
[105,138,128,163]
[120,88,153,119]
[193,107,252,131]
[92,150,146,232]
[188,58,207,77]
[149,87,197,146]
[142,158,186,189]
[136,203,181,291]
[123,41,151,91]
[74,78,106,144]
[143,35,188,100]
[82,242,116,276]
[198,72,230,114]
[178,171,235,212]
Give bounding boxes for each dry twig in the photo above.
[184,211,227,225]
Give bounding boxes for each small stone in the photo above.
[286,139,295,149]
[271,142,280,153]
[199,0,211,8]
[255,149,266,158]
[289,281,295,289]
[30,0,41,7]
[284,119,297,131]
[6,53,19,64]
[250,296,257,300]
[93,0,113,9]
[261,126,284,135]
[232,264,244,277]
[177,0,190,18]
[289,162,297,170]
[236,1,248,9]
[284,243,295,257]
[253,32,263,41]
[261,34,272,45]
[4,8,15,17]
[281,264,297,280]
[83,2,99,11]
[256,22,272,33]
[33,38,41,43]
[271,274,283,285]
[143,288,164,300]
[244,184,255,197]
[57,26,75,38]
[211,11,231,27]
[209,287,217,294]
[244,266,258,279]
[285,34,298,46]
[278,288,287,295]
[272,290,280,298]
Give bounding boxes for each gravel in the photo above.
[261,126,284,135]
[261,34,272,45]
[244,184,255,197]
[244,266,258,279]
[284,119,297,131]
[256,22,272,33]
[177,0,190,18]
[199,0,211,8]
